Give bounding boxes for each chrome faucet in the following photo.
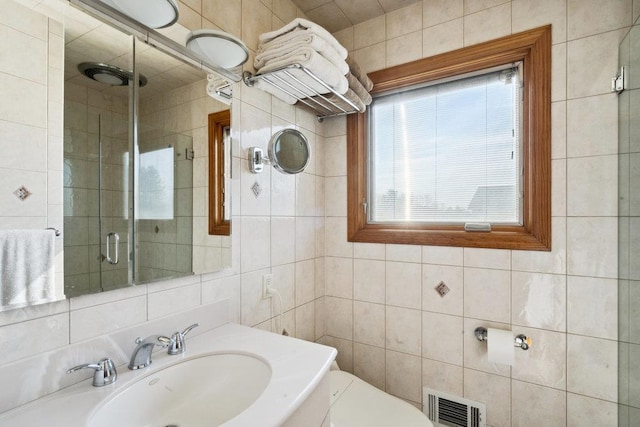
[168,323,199,355]
[67,357,117,387]
[128,335,172,370]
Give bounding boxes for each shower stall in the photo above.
[63,31,195,296]
[618,14,640,426]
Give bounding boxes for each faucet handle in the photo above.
[67,357,117,387]
[135,335,173,346]
[182,322,200,336]
[168,323,199,355]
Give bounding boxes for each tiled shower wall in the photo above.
[318,1,639,426]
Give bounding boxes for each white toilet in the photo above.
[329,370,434,427]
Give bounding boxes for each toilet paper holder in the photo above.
[474,327,532,350]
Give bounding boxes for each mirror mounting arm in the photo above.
[248,147,271,173]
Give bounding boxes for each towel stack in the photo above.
[253,18,373,113]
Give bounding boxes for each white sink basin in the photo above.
[89,353,271,427]
[0,323,336,427]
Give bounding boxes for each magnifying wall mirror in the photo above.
[249,129,310,174]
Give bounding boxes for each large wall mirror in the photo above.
[1,0,235,310]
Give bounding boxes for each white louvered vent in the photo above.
[423,388,486,427]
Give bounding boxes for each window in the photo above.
[370,64,522,224]
[209,110,231,235]
[139,146,174,220]
[347,26,551,250]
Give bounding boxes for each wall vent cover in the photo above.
[423,388,486,427]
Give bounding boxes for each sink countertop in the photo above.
[0,323,337,427]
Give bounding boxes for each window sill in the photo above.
[348,222,551,251]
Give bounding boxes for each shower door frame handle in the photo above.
[105,232,120,265]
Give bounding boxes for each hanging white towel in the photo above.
[258,18,348,60]
[0,230,56,308]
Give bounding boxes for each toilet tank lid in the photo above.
[329,371,433,427]
[329,371,353,406]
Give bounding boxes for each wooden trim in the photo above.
[347,25,551,251]
[208,110,231,236]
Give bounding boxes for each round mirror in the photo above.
[268,129,310,174]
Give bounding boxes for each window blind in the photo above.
[368,65,522,225]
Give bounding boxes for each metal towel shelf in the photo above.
[243,64,361,121]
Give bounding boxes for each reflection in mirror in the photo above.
[1,1,236,313]
[63,13,134,297]
[58,4,233,302]
[135,38,200,284]
[209,110,231,236]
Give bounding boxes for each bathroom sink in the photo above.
[0,322,336,427]
[89,353,271,427]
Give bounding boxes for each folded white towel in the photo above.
[259,18,348,60]
[346,55,374,92]
[256,47,349,98]
[346,73,372,105]
[306,88,366,113]
[255,32,348,75]
[253,77,299,104]
[0,229,56,308]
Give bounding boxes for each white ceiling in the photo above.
[290,0,423,33]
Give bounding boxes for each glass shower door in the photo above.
[63,30,135,296]
[98,104,132,291]
[618,15,640,426]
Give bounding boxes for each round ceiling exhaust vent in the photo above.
[78,62,148,87]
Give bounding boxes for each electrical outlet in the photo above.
[262,274,273,299]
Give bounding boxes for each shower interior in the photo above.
[63,29,197,296]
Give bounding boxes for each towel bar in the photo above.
[46,227,61,237]
[243,64,361,122]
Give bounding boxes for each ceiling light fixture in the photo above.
[98,0,179,29]
[186,29,249,69]
[78,62,148,87]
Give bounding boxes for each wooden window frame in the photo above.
[208,110,230,236]
[347,25,551,251]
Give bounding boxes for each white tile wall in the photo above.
[0,1,633,426]
[0,0,328,416]
[0,1,63,292]
[333,1,629,424]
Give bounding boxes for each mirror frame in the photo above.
[268,128,310,174]
[208,110,231,236]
